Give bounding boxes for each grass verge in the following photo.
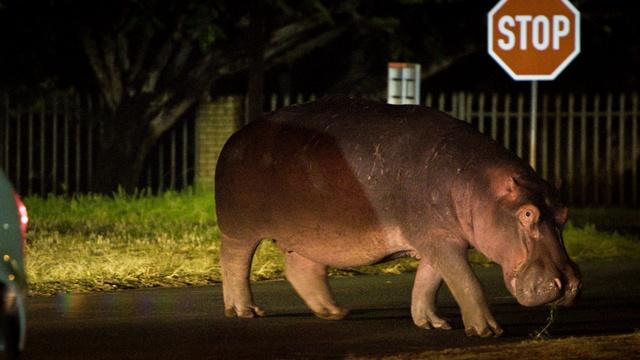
[24,191,640,296]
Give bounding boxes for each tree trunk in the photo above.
[245,2,266,124]
[93,142,147,194]
[91,107,157,194]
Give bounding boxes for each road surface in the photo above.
[24,260,640,359]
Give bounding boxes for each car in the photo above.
[0,170,27,358]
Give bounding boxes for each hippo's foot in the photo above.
[224,304,266,319]
[462,312,503,338]
[411,259,452,330]
[284,251,349,321]
[220,236,266,319]
[313,307,350,321]
[413,311,452,330]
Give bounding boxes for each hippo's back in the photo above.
[214,97,508,264]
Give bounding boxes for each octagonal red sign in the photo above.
[488,0,580,81]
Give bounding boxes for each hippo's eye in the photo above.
[517,204,540,227]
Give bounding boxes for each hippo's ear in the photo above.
[493,176,520,200]
[517,204,540,227]
[555,206,569,225]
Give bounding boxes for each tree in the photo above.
[1,0,353,193]
[78,0,356,193]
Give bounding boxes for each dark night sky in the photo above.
[267,0,640,95]
[0,0,638,96]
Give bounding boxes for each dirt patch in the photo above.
[349,333,640,360]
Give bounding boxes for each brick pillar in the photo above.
[195,96,243,191]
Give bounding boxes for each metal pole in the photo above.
[529,80,538,169]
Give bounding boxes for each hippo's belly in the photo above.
[271,223,417,268]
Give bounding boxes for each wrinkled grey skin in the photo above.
[215,97,581,337]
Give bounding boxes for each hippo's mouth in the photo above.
[550,281,581,306]
[503,254,582,307]
[506,262,566,307]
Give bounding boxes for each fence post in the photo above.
[504,94,511,150]
[1,94,6,175]
[632,93,638,207]
[605,93,613,206]
[492,94,499,141]
[618,94,626,205]
[52,96,60,193]
[593,94,600,204]
[541,94,549,180]
[195,96,243,192]
[517,94,524,158]
[477,93,485,133]
[554,95,561,191]
[15,104,21,193]
[567,93,574,204]
[579,94,587,205]
[39,97,46,195]
[28,105,34,195]
[63,96,70,194]
[86,94,94,193]
[465,92,473,123]
[182,119,189,189]
[74,94,82,193]
[425,93,433,108]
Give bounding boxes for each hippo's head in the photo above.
[470,170,581,307]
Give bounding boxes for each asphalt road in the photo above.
[24,260,640,359]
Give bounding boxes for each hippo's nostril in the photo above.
[553,278,562,290]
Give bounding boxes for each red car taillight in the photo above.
[12,192,28,254]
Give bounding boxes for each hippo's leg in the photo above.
[284,251,349,320]
[427,239,503,337]
[411,259,452,330]
[220,234,266,318]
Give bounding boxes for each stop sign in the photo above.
[488,0,580,80]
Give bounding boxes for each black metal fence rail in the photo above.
[0,92,195,195]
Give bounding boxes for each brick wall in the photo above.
[195,96,243,191]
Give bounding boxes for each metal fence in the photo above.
[1,91,638,207]
[0,92,196,195]
[427,92,639,207]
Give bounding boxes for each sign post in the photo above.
[488,0,580,169]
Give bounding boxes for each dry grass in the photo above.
[347,332,640,360]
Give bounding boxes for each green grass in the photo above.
[24,191,640,295]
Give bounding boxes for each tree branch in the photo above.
[102,35,123,107]
[82,33,117,111]
[141,19,184,93]
[422,45,480,80]
[149,97,197,138]
[264,14,328,61]
[128,27,152,88]
[267,27,346,66]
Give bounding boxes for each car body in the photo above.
[0,170,27,357]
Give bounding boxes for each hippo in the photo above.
[215,96,581,337]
